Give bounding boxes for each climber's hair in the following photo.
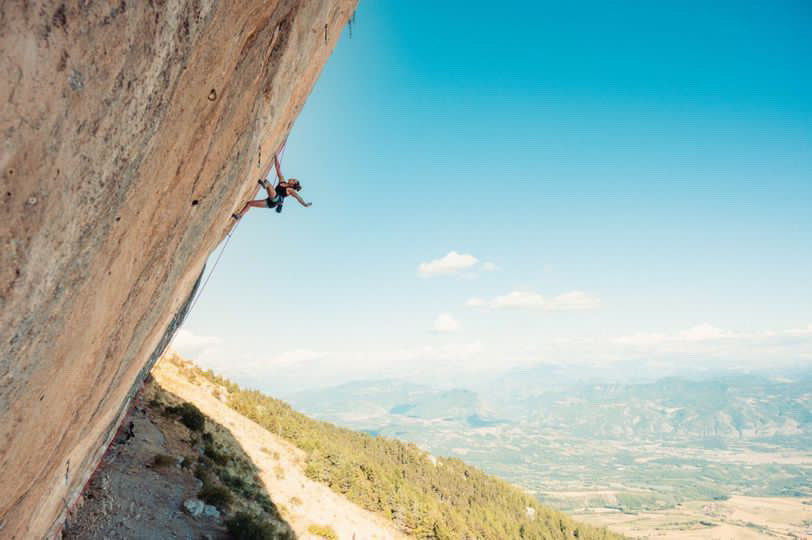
[288,178,302,191]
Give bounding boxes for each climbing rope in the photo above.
[185,218,240,318]
[186,139,287,317]
[185,139,287,316]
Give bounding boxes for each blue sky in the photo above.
[174,1,812,394]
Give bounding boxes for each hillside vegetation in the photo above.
[166,355,621,540]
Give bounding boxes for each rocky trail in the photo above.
[62,355,404,539]
[62,382,231,539]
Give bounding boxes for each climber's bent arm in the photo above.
[287,189,312,207]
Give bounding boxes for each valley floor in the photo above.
[571,496,812,539]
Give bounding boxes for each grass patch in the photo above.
[253,491,277,514]
[164,402,205,431]
[198,483,233,510]
[204,442,229,466]
[225,512,279,540]
[273,465,285,480]
[195,460,213,483]
[307,523,338,540]
[219,469,246,491]
[151,453,175,468]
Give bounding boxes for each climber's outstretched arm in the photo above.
[287,189,312,208]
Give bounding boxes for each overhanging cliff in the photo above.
[0,1,356,537]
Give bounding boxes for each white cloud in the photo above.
[677,323,737,341]
[176,321,812,395]
[272,349,328,367]
[612,332,668,346]
[433,340,482,359]
[262,340,487,388]
[512,322,812,376]
[614,324,739,346]
[371,340,483,364]
[467,290,601,311]
[783,323,812,337]
[171,328,222,357]
[482,261,498,272]
[546,291,602,311]
[433,313,460,333]
[418,251,479,277]
[490,291,546,308]
[611,323,812,365]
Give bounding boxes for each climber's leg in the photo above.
[259,178,277,198]
[233,199,267,219]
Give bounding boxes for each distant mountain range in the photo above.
[289,369,812,511]
[291,371,812,444]
[505,374,812,442]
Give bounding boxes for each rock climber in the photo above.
[232,154,311,219]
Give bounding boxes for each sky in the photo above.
[173,1,812,396]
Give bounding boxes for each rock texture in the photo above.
[0,1,356,537]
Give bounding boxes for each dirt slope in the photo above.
[153,356,407,539]
[0,1,356,537]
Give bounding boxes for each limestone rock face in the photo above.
[0,1,356,537]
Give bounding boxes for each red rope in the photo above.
[57,388,145,536]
